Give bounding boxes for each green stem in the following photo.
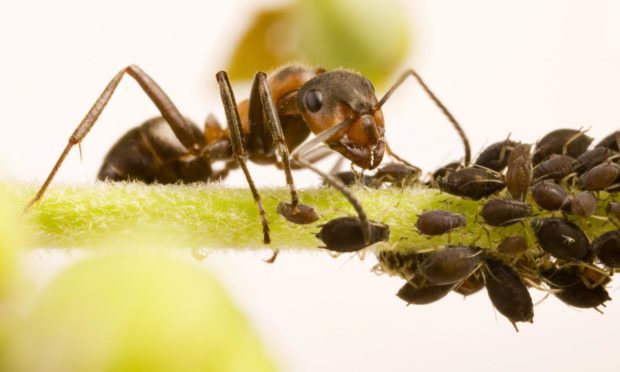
[2,182,617,253]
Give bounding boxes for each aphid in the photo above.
[26,65,472,254]
[453,270,485,296]
[480,198,532,227]
[607,201,620,220]
[497,236,528,256]
[316,216,390,252]
[595,130,620,151]
[573,147,616,175]
[532,128,593,165]
[475,138,518,171]
[431,161,461,180]
[530,218,590,261]
[579,161,620,191]
[326,171,373,187]
[397,278,453,305]
[484,259,534,330]
[415,210,467,236]
[438,167,505,200]
[505,143,532,201]
[532,154,576,182]
[418,246,481,285]
[592,230,620,268]
[530,180,571,211]
[542,267,610,309]
[569,191,597,218]
[370,162,421,188]
[375,251,424,279]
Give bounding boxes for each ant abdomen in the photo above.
[98,116,212,184]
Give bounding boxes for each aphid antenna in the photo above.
[562,126,591,155]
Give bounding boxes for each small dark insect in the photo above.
[532,128,593,165]
[375,251,424,278]
[431,161,462,181]
[531,218,590,261]
[505,143,532,201]
[542,267,610,309]
[595,130,620,151]
[531,180,571,211]
[438,167,505,200]
[484,259,534,330]
[480,198,532,227]
[452,270,485,296]
[573,147,617,175]
[579,161,620,191]
[397,278,453,305]
[569,191,597,218]
[415,210,467,236]
[371,162,421,188]
[326,171,373,187]
[316,216,390,252]
[475,139,518,171]
[497,236,528,256]
[418,246,481,285]
[592,230,620,268]
[532,154,576,182]
[607,201,620,220]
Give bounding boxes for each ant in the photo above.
[25,64,471,261]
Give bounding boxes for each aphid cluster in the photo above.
[368,128,620,330]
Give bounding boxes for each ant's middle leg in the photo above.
[26,64,205,210]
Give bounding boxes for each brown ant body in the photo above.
[26,64,471,258]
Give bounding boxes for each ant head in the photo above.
[298,70,385,170]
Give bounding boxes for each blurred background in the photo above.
[1,0,619,371]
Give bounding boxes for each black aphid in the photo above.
[484,259,534,330]
[316,216,390,252]
[418,246,481,285]
[542,267,610,309]
[531,218,590,260]
[415,210,467,236]
[327,171,373,187]
[481,198,532,226]
[371,162,420,187]
[531,181,571,211]
[573,147,616,175]
[397,278,453,305]
[569,191,597,218]
[532,128,593,165]
[438,167,505,200]
[595,130,620,151]
[579,162,620,191]
[376,251,425,279]
[497,236,528,256]
[431,161,462,181]
[475,139,518,171]
[592,230,620,268]
[505,143,532,201]
[533,154,576,182]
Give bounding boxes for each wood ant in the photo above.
[25,64,471,260]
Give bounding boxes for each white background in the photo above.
[1,1,620,371]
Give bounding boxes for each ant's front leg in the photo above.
[249,72,319,225]
[25,65,205,210]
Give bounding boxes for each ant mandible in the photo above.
[25,64,471,261]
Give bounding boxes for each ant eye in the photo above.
[304,89,323,113]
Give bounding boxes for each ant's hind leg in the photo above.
[25,65,204,210]
[216,71,271,249]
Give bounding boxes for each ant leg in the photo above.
[291,119,372,244]
[26,65,204,210]
[377,68,472,165]
[250,72,319,225]
[216,72,271,247]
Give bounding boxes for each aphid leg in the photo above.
[216,72,272,252]
[291,120,372,243]
[26,65,205,211]
[251,72,319,225]
[377,68,471,165]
